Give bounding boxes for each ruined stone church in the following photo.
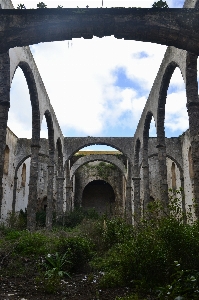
[0,0,199,230]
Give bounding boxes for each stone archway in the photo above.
[82,180,115,216]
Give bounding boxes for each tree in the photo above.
[152,0,169,8]
[37,2,47,8]
[17,3,26,9]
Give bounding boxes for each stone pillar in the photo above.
[56,176,65,220]
[46,152,54,230]
[125,161,132,224]
[187,102,199,218]
[27,144,40,231]
[65,162,72,212]
[125,185,132,223]
[12,176,18,213]
[142,163,150,214]
[0,52,10,218]
[156,143,169,208]
[133,177,141,222]
[65,185,73,211]
[157,105,169,208]
[180,175,186,223]
[142,128,150,214]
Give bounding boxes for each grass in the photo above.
[1,190,199,298]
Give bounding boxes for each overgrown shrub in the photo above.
[57,236,94,272]
[14,231,55,256]
[6,209,27,230]
[101,218,134,250]
[91,189,199,297]
[62,207,99,228]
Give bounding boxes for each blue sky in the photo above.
[9,0,192,151]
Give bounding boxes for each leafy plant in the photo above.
[158,261,199,299]
[37,252,70,293]
[45,252,70,276]
[14,231,50,256]
[58,236,94,272]
[17,3,26,9]
[152,0,169,8]
[37,2,47,8]
[91,190,199,294]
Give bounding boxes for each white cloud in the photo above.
[165,91,188,132]
[28,36,167,136]
[9,68,32,138]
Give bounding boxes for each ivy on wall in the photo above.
[84,162,117,181]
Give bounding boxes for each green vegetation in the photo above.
[17,1,169,9]
[37,2,47,8]
[84,161,117,181]
[1,189,199,298]
[17,3,26,9]
[152,0,169,8]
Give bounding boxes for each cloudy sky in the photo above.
[9,0,193,150]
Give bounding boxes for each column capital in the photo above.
[132,177,141,180]
[57,177,65,181]
[31,144,41,148]
[186,101,199,109]
[156,144,164,148]
[66,185,73,189]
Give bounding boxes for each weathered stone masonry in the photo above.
[0,0,199,227]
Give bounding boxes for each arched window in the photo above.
[188,147,194,179]
[21,163,26,187]
[171,162,177,190]
[3,145,10,175]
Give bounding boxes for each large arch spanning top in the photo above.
[1,0,199,54]
[64,137,134,163]
[70,154,127,180]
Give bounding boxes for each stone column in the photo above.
[142,127,150,214]
[65,162,73,212]
[180,175,186,223]
[157,105,169,208]
[142,162,150,214]
[12,176,18,213]
[46,152,54,230]
[27,144,40,231]
[133,177,141,223]
[125,161,132,224]
[0,52,10,218]
[187,102,199,219]
[56,176,65,220]
[156,143,168,207]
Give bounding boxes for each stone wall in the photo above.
[0,0,198,225]
[0,128,196,223]
[73,161,125,217]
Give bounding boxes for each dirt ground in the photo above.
[0,273,134,300]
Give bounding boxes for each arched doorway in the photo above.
[82,180,115,215]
